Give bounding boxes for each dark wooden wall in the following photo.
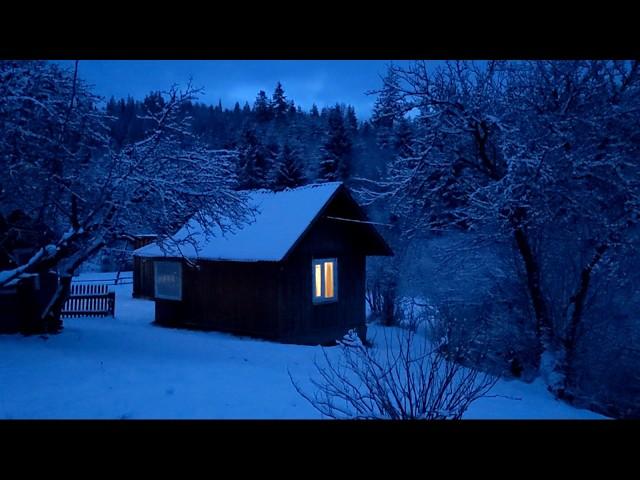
[132,256,155,299]
[0,272,59,334]
[277,213,368,344]
[155,260,281,340]
[153,251,365,345]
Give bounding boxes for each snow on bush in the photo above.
[290,327,497,419]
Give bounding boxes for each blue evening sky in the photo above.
[54,60,432,119]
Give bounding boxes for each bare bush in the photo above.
[290,328,497,419]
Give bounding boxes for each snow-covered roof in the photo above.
[134,182,344,262]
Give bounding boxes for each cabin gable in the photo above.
[280,185,392,261]
[276,197,373,343]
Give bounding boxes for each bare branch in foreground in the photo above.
[290,328,497,419]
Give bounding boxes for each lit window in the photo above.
[154,261,182,300]
[314,264,322,298]
[324,261,334,298]
[312,258,338,303]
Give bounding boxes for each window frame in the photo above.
[154,260,183,301]
[311,257,338,304]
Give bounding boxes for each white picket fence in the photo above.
[61,283,115,318]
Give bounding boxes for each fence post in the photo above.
[108,291,115,317]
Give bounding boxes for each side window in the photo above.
[154,261,182,300]
[312,258,338,304]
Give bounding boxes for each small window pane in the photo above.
[314,264,322,298]
[155,261,182,300]
[324,261,334,298]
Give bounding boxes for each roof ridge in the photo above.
[246,181,343,195]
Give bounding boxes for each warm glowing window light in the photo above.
[314,264,322,298]
[312,258,337,303]
[324,261,334,298]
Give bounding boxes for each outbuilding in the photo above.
[133,182,392,345]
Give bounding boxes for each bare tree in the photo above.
[357,60,640,399]
[0,61,251,331]
[290,328,497,419]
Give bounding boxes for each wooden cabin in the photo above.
[133,182,392,345]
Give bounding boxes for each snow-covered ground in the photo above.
[0,272,606,419]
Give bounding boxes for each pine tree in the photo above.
[106,96,118,116]
[371,68,403,129]
[371,68,404,149]
[345,105,358,134]
[288,101,297,118]
[142,91,166,115]
[393,117,414,158]
[237,127,271,189]
[318,106,352,182]
[310,104,320,118]
[254,90,272,122]
[272,144,307,190]
[125,97,144,143]
[106,97,128,149]
[271,82,289,121]
[360,121,373,139]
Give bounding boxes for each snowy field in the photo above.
[0,272,606,419]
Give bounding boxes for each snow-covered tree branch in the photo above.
[0,61,251,330]
[361,60,640,400]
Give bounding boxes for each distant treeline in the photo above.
[105,81,410,191]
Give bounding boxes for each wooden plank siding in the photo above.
[155,260,281,340]
[132,256,155,299]
[277,214,367,344]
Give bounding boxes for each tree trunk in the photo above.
[513,226,553,363]
[559,243,608,395]
[382,281,398,327]
[40,275,71,334]
[35,240,106,335]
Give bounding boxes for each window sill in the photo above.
[312,298,338,305]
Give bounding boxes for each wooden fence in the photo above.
[61,283,115,318]
[71,271,133,286]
